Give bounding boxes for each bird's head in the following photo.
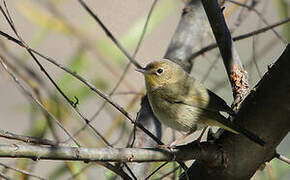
[136,59,186,91]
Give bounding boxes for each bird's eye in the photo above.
[156,68,163,74]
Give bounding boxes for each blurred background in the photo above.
[0,0,289,179]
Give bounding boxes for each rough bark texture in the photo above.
[181,44,290,180]
[164,0,207,72]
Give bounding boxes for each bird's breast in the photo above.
[147,92,204,132]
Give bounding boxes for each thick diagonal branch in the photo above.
[182,44,290,180]
[201,0,249,108]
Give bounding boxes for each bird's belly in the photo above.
[151,101,205,132]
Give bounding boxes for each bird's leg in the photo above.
[168,128,196,148]
[158,130,196,149]
[159,128,197,151]
[196,127,208,143]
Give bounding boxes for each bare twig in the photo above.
[0,162,46,180]
[276,153,290,165]
[0,129,58,146]
[154,166,180,180]
[0,42,62,142]
[0,29,163,146]
[0,2,73,110]
[77,0,142,69]
[67,161,134,180]
[251,0,269,79]
[201,53,221,83]
[72,0,158,141]
[232,0,250,30]
[0,2,164,148]
[123,163,138,180]
[266,163,276,180]
[42,1,134,90]
[98,162,133,180]
[66,164,93,180]
[0,0,112,147]
[212,37,280,92]
[112,91,144,96]
[227,0,286,44]
[189,17,290,60]
[0,56,80,146]
[0,57,80,146]
[0,172,12,180]
[145,162,168,180]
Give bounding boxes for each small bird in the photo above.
[136,59,265,146]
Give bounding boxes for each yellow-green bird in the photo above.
[136,59,264,146]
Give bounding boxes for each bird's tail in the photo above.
[205,117,265,146]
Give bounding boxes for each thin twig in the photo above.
[66,164,93,180]
[66,156,133,179]
[212,37,280,92]
[0,1,117,148]
[276,153,290,165]
[227,0,286,44]
[252,36,261,77]
[145,162,168,180]
[112,91,144,96]
[0,57,80,146]
[0,2,82,146]
[201,53,221,83]
[0,21,163,147]
[153,166,180,180]
[189,17,290,60]
[98,162,133,180]
[233,0,250,30]
[78,0,142,69]
[251,0,269,79]
[42,0,134,90]
[0,43,62,142]
[0,162,47,180]
[0,129,58,146]
[123,163,138,180]
[0,172,12,180]
[72,0,158,141]
[0,2,73,109]
[266,163,276,180]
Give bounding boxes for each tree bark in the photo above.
[181,44,290,180]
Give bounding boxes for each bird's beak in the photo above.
[135,67,149,74]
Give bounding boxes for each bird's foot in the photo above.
[158,143,176,151]
[158,143,177,161]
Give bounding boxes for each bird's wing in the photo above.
[206,89,235,115]
[158,77,234,114]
